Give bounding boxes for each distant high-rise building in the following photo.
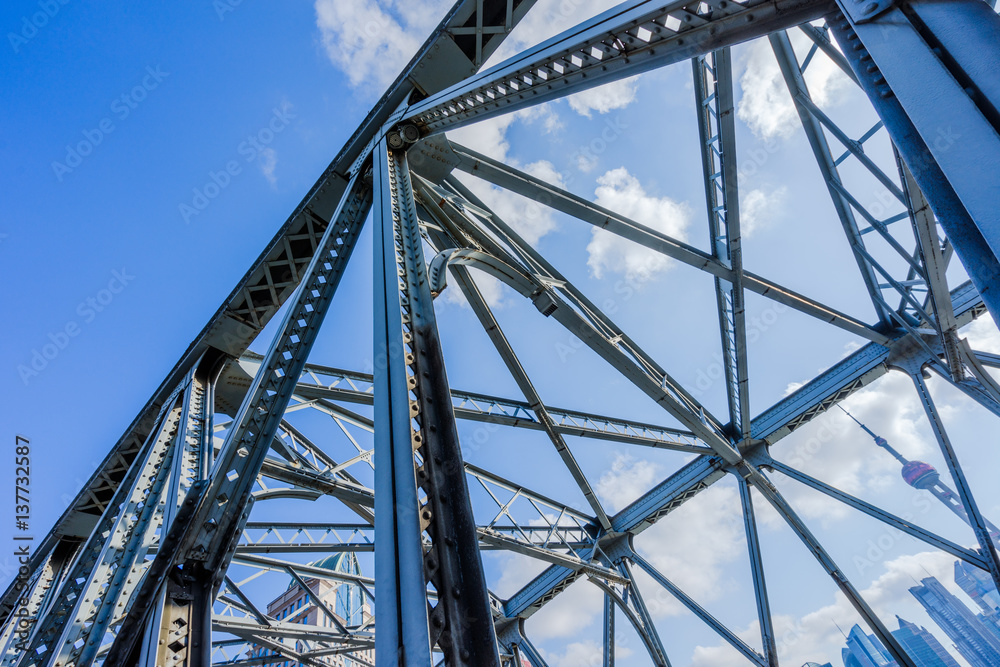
[842,624,895,667]
[802,662,833,667]
[954,560,1000,643]
[892,617,960,667]
[247,553,374,666]
[910,577,1000,667]
[838,618,961,667]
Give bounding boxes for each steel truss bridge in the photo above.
[4,0,1000,665]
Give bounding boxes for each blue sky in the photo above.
[3,1,1000,665]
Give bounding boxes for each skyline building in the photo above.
[842,624,894,667]
[247,553,374,666]
[891,617,960,667]
[954,560,1000,644]
[839,619,960,667]
[910,577,1000,667]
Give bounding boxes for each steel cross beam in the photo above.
[418,183,612,530]
[769,30,893,327]
[14,386,185,667]
[693,47,751,443]
[281,358,709,453]
[500,282,986,624]
[630,549,767,666]
[422,176,742,463]
[101,175,373,667]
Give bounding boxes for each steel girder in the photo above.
[8,0,1000,665]
[403,0,835,134]
[373,139,500,665]
[693,47,752,444]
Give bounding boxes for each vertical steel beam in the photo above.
[604,593,615,667]
[374,138,499,666]
[738,478,778,666]
[693,48,751,443]
[374,136,433,667]
[596,559,671,667]
[416,192,612,530]
[827,0,1000,328]
[910,372,1000,592]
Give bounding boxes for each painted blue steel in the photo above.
[612,456,725,533]
[911,373,1000,594]
[404,0,832,135]
[830,0,1000,328]
[373,138,433,667]
[693,48,750,442]
[603,594,615,667]
[518,637,551,667]
[737,479,777,666]
[770,31,892,327]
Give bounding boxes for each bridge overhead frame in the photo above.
[4,1,1000,666]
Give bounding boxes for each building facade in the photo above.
[910,577,1000,667]
[247,553,373,666]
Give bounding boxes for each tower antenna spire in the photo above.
[837,405,907,464]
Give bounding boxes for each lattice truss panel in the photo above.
[4,1,1000,666]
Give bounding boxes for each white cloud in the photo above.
[543,641,602,667]
[689,551,966,667]
[963,315,1000,354]
[586,168,691,284]
[568,77,639,118]
[737,33,851,141]
[597,453,664,513]
[740,186,786,237]
[542,640,632,667]
[314,0,449,93]
[258,147,278,186]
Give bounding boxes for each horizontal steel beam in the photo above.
[241,353,709,452]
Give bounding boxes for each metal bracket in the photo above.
[837,0,895,23]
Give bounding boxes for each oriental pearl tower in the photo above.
[839,406,1000,547]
